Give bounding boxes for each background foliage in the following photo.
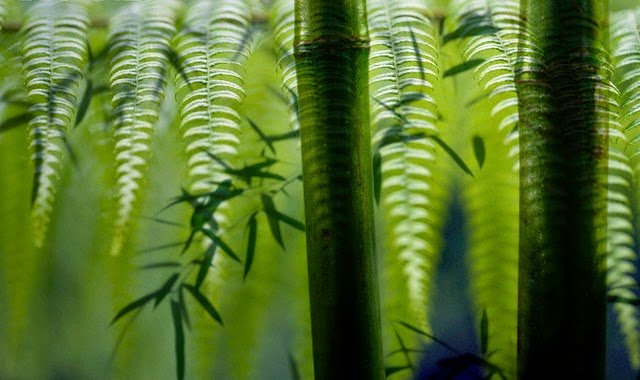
[0,0,639,379]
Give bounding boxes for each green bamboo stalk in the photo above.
[516,0,609,378]
[293,1,384,379]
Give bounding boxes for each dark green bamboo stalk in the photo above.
[516,1,609,378]
[293,1,383,379]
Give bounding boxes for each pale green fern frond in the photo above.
[174,0,254,196]
[21,1,88,247]
[271,0,298,131]
[367,0,442,341]
[610,8,640,370]
[107,0,178,255]
[447,0,521,375]
[0,0,5,29]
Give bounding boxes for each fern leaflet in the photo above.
[367,1,443,361]
[107,0,178,255]
[21,1,88,247]
[610,8,640,370]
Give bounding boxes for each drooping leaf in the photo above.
[195,243,216,289]
[481,309,489,356]
[443,58,485,78]
[73,79,93,128]
[431,136,474,177]
[201,228,241,263]
[243,212,258,280]
[183,284,223,326]
[473,135,486,169]
[0,113,30,133]
[261,193,284,248]
[170,300,185,380]
[111,291,158,325]
[154,273,180,307]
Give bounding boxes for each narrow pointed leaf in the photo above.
[443,59,485,78]
[261,194,284,248]
[170,300,185,380]
[243,213,258,280]
[74,79,93,128]
[195,243,216,289]
[481,309,489,355]
[154,273,180,307]
[473,135,486,169]
[431,136,474,177]
[183,284,223,326]
[111,291,157,325]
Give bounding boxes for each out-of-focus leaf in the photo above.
[443,58,484,78]
[277,211,305,231]
[473,135,486,169]
[170,300,185,380]
[74,79,93,128]
[0,113,30,132]
[243,212,258,280]
[481,309,489,356]
[385,366,410,377]
[139,261,182,270]
[261,194,284,248]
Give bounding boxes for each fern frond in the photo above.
[107,0,178,255]
[21,1,88,247]
[0,0,6,29]
[271,0,298,131]
[174,0,254,196]
[367,0,442,339]
[610,8,640,370]
[448,0,521,375]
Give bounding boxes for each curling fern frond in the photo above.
[610,8,640,370]
[367,0,442,338]
[107,0,178,255]
[21,1,88,247]
[447,0,521,375]
[173,0,254,196]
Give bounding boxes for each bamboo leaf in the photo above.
[443,59,484,78]
[111,291,157,325]
[183,284,223,326]
[154,273,180,307]
[0,113,30,133]
[384,366,410,377]
[261,194,284,248]
[201,228,241,263]
[195,243,215,289]
[473,135,486,169]
[243,212,258,280]
[481,309,489,356]
[74,79,93,128]
[170,300,185,380]
[431,136,474,177]
[276,211,305,232]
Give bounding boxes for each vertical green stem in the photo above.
[516,0,608,378]
[294,1,383,379]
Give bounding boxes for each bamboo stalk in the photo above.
[516,0,609,378]
[293,1,384,378]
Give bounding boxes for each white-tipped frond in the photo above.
[21,1,88,247]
